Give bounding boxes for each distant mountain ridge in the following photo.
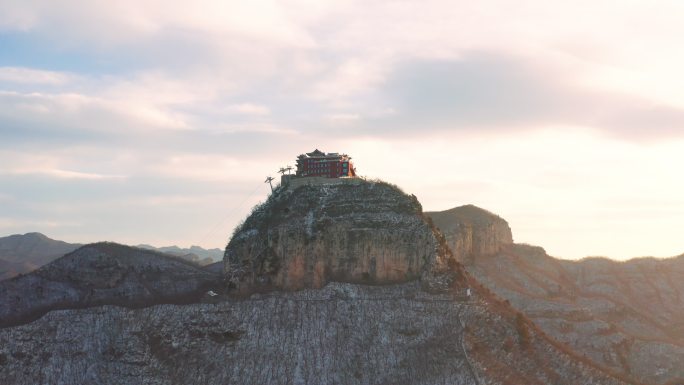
[0,233,80,265]
[136,244,221,266]
[0,233,80,280]
[0,232,220,280]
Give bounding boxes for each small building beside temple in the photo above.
[295,149,356,178]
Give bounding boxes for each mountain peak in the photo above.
[0,232,81,278]
[224,179,455,292]
[20,232,49,240]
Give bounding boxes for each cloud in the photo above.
[381,54,565,128]
[0,67,74,85]
[8,168,126,180]
[227,103,271,115]
[0,150,128,181]
[0,218,80,231]
[371,52,684,139]
[600,103,684,140]
[3,0,684,255]
[0,90,189,136]
[327,113,360,122]
[0,0,319,46]
[3,2,683,143]
[152,154,258,182]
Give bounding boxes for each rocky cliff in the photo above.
[0,243,222,328]
[426,205,513,265]
[0,282,631,385]
[224,180,453,291]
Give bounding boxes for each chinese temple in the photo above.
[295,149,356,178]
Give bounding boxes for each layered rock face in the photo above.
[0,243,221,328]
[224,181,450,291]
[426,205,513,265]
[0,282,631,385]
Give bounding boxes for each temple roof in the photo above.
[306,149,326,157]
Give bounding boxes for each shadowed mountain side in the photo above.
[0,232,224,281]
[202,261,223,274]
[0,243,222,328]
[0,282,635,385]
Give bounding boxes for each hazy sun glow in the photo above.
[1,0,683,259]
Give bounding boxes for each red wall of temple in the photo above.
[297,153,354,178]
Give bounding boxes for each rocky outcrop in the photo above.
[0,282,631,385]
[0,243,222,328]
[426,205,513,265]
[224,180,452,291]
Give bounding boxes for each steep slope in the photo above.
[427,205,684,385]
[0,243,222,328]
[0,282,632,385]
[225,180,453,291]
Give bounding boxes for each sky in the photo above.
[1,0,684,260]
